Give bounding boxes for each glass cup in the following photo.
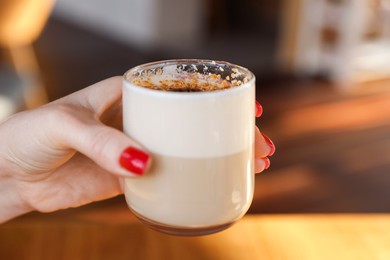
[122,59,255,236]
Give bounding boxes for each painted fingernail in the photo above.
[256,101,263,118]
[262,133,275,156]
[119,147,150,175]
[264,157,270,170]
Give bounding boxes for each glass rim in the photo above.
[123,59,255,97]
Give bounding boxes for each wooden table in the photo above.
[1,210,390,260]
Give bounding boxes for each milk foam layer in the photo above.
[123,78,255,158]
[124,148,254,227]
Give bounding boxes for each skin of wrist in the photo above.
[0,157,33,223]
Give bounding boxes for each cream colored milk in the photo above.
[124,149,253,227]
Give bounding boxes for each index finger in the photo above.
[64,76,123,118]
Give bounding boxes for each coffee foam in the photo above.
[132,76,232,92]
[126,62,250,92]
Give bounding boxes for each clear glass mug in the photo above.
[122,60,255,236]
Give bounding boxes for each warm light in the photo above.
[0,0,55,47]
[0,95,16,121]
[277,93,390,138]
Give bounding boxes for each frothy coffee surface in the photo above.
[132,74,234,92]
[128,62,250,92]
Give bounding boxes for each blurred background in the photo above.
[1,0,390,219]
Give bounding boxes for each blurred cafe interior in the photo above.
[1,0,390,259]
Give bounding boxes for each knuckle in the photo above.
[87,127,113,159]
[44,104,79,124]
[42,103,93,146]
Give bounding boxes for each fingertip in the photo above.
[263,157,270,169]
[119,146,151,176]
[261,133,275,156]
[255,101,263,118]
[255,157,270,174]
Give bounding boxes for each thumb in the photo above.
[52,76,151,177]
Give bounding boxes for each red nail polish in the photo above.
[264,157,270,170]
[119,147,150,175]
[255,101,263,118]
[262,133,275,156]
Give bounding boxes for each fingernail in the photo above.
[262,133,275,156]
[119,147,150,175]
[256,101,263,118]
[264,157,270,170]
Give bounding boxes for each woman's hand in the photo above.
[0,76,274,223]
[254,101,275,173]
[0,77,149,222]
